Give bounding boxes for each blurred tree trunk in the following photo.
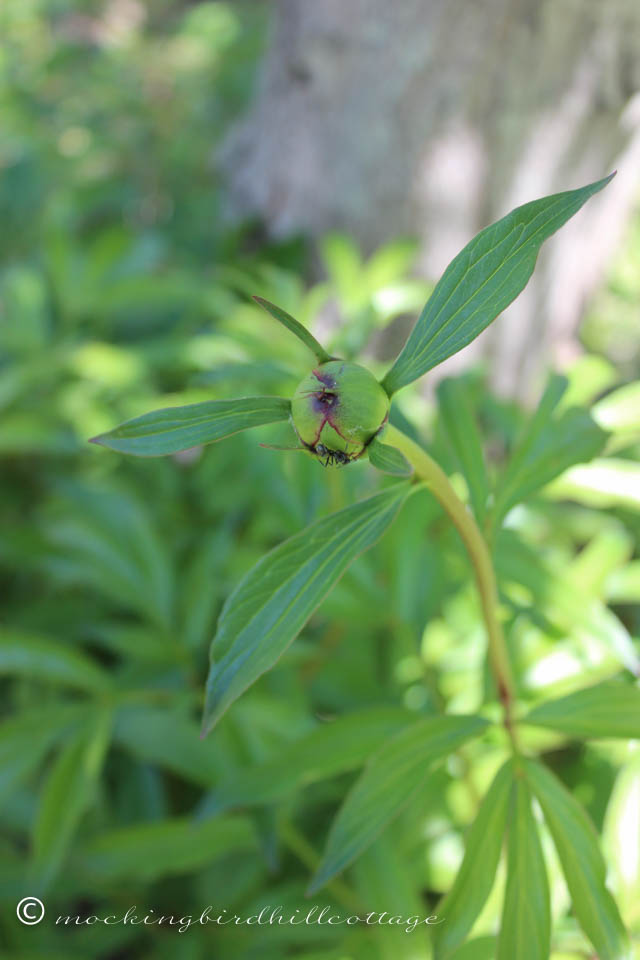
[222,0,640,399]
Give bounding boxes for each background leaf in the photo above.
[523,758,629,960]
[436,377,489,523]
[76,815,256,884]
[113,705,226,788]
[309,714,488,893]
[352,832,432,959]
[91,396,291,456]
[0,705,89,805]
[43,483,174,629]
[0,631,111,693]
[497,776,550,960]
[523,680,640,739]
[32,709,112,890]
[202,483,411,734]
[205,706,412,811]
[382,174,614,394]
[490,374,607,529]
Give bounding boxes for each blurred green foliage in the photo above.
[1,3,640,958]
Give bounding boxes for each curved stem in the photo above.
[384,424,519,750]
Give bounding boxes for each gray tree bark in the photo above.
[222,0,640,398]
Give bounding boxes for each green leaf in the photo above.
[77,815,256,884]
[0,705,88,804]
[436,378,489,523]
[32,710,112,890]
[45,483,174,629]
[90,396,291,456]
[252,296,332,363]
[433,759,513,959]
[367,434,413,476]
[523,680,640,739]
[206,706,412,811]
[497,776,550,960]
[490,374,607,529]
[202,483,410,735]
[523,758,629,960]
[113,705,226,787]
[0,631,110,693]
[381,174,614,394]
[308,714,488,893]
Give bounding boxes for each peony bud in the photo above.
[291,360,389,465]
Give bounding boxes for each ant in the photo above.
[315,444,352,467]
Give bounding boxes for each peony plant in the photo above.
[93,173,640,959]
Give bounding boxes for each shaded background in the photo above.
[223,0,640,396]
[1,2,639,959]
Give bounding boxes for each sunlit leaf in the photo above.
[382,174,614,393]
[202,483,411,735]
[603,750,640,925]
[545,459,640,511]
[607,561,640,604]
[90,396,291,456]
[523,758,629,960]
[593,381,640,435]
[309,714,488,893]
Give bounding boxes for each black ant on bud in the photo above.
[314,444,352,467]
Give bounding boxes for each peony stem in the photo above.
[384,424,519,750]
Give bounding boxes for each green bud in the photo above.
[291,360,389,466]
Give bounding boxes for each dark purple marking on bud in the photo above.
[311,392,338,414]
[312,368,337,389]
